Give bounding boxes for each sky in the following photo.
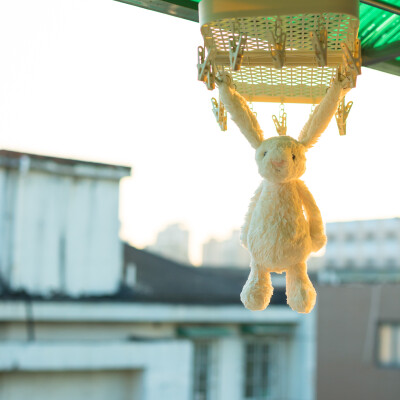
[1,0,400,264]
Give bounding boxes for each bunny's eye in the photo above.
[292,154,296,161]
[263,151,267,157]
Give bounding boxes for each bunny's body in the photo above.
[247,179,311,271]
[217,72,348,313]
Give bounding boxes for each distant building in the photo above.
[202,230,250,268]
[147,223,190,264]
[309,218,400,272]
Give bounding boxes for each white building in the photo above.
[147,223,190,264]
[309,218,400,272]
[0,150,130,296]
[0,150,316,400]
[202,230,250,268]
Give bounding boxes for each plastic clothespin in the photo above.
[272,103,287,136]
[211,97,227,131]
[268,18,286,69]
[197,45,216,90]
[229,33,247,71]
[310,16,327,67]
[335,96,353,136]
[340,39,362,88]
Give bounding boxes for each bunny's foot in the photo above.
[286,262,316,314]
[241,266,273,311]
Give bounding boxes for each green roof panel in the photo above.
[117,0,400,75]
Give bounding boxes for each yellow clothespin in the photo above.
[272,103,287,136]
[211,97,227,131]
[340,39,362,88]
[268,18,286,69]
[335,96,353,136]
[310,16,327,67]
[229,33,247,71]
[197,45,216,90]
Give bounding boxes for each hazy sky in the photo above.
[1,0,400,264]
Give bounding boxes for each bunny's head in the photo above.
[255,136,306,183]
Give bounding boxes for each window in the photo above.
[326,258,335,268]
[386,231,397,240]
[377,323,400,367]
[345,233,355,242]
[365,258,375,268]
[345,259,355,268]
[386,258,397,268]
[243,340,281,400]
[193,341,216,400]
[365,232,375,241]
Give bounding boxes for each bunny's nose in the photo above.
[271,160,285,167]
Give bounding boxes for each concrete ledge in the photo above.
[0,301,298,323]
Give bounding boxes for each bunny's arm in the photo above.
[217,74,264,149]
[298,78,346,148]
[241,182,263,248]
[296,180,327,252]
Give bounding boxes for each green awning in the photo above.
[117,0,400,76]
[241,324,294,336]
[177,326,233,338]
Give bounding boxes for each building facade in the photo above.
[0,150,130,296]
[310,218,400,272]
[316,282,400,400]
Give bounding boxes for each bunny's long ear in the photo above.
[298,80,343,149]
[218,77,264,149]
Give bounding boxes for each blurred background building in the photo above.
[146,223,190,265]
[310,218,400,282]
[0,150,315,400]
[202,230,250,268]
[1,151,399,400]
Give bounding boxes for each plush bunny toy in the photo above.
[217,72,349,313]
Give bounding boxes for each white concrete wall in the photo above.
[0,370,143,400]
[216,337,245,400]
[0,166,124,296]
[0,341,192,400]
[287,312,317,400]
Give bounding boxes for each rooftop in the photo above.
[0,244,288,307]
[0,149,131,180]
[123,245,287,305]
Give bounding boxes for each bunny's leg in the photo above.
[240,262,273,311]
[286,262,316,314]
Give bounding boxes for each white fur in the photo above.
[218,73,264,149]
[217,73,346,313]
